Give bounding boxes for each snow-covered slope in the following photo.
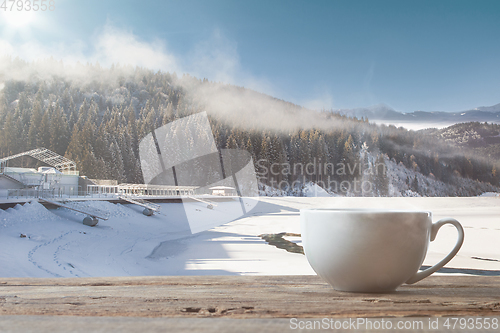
[2,196,500,278]
[0,201,190,277]
[383,154,500,197]
[0,199,315,277]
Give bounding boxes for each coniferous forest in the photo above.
[0,58,499,196]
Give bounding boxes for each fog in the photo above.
[0,23,359,133]
[0,23,461,134]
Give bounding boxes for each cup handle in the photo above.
[405,218,464,284]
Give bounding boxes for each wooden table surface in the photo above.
[1,275,499,319]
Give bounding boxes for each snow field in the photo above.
[1,196,499,278]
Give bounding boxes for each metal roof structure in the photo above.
[0,148,77,175]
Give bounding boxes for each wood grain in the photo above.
[1,275,499,318]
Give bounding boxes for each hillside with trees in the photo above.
[0,58,498,196]
[423,122,500,160]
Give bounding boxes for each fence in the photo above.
[1,187,87,200]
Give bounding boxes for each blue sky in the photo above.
[1,0,499,112]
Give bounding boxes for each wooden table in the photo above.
[1,275,499,332]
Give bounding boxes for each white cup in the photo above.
[300,209,464,292]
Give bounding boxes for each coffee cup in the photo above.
[300,209,464,292]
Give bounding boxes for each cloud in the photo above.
[184,28,275,96]
[0,23,179,70]
[186,29,239,84]
[92,25,180,73]
[0,22,273,95]
[177,76,352,133]
[300,89,335,111]
[0,39,15,55]
[0,23,351,132]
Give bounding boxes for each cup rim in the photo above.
[300,208,431,215]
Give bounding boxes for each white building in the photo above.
[0,148,80,198]
[0,166,80,197]
[209,186,237,196]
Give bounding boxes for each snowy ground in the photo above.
[0,196,499,278]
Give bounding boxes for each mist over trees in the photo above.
[0,58,498,196]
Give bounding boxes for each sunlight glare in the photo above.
[1,9,36,28]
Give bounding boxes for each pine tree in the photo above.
[10,104,26,154]
[126,104,140,158]
[259,134,271,184]
[246,137,254,155]
[492,165,499,185]
[411,175,419,193]
[65,126,83,167]
[162,101,174,126]
[1,112,18,155]
[341,134,356,182]
[374,154,389,196]
[226,130,239,149]
[27,100,43,149]
[50,104,70,155]
[109,140,126,183]
[272,134,287,185]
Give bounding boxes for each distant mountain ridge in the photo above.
[333,103,500,125]
[473,103,500,113]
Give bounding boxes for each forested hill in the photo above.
[0,58,498,196]
[422,122,500,160]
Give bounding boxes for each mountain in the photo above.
[1,58,499,197]
[333,104,406,120]
[333,103,500,126]
[472,103,500,113]
[422,122,500,160]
